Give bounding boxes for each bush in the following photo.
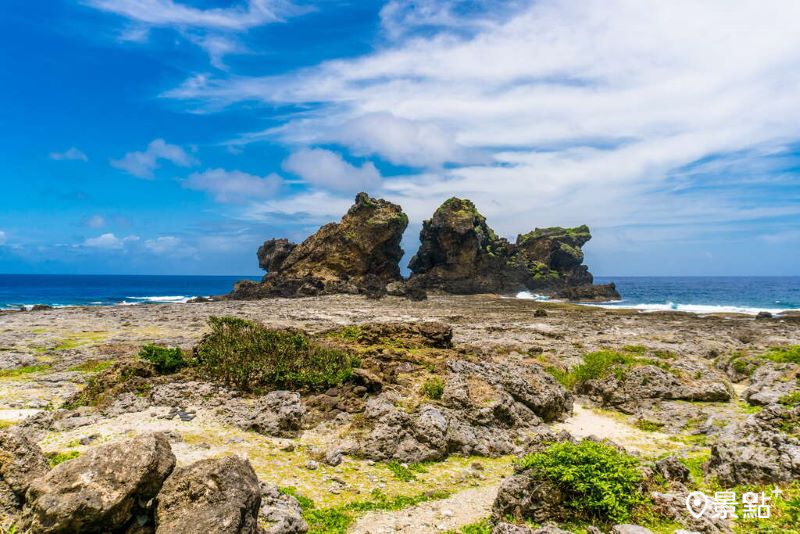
[517,440,646,524]
[195,316,355,391]
[138,344,188,374]
[421,377,444,400]
[763,346,800,364]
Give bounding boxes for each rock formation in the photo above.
[231,193,617,300]
[407,198,619,300]
[230,193,408,299]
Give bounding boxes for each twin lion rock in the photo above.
[230,193,619,302]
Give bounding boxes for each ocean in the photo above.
[0,274,798,315]
[520,276,800,315]
[0,274,260,310]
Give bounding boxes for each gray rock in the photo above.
[0,479,21,519]
[611,526,653,534]
[582,364,730,406]
[651,491,732,534]
[259,482,308,533]
[493,523,573,534]
[155,456,261,534]
[0,429,49,498]
[744,363,799,406]
[708,404,800,486]
[493,469,564,524]
[22,433,175,533]
[654,456,690,486]
[222,391,305,438]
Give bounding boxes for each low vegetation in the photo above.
[762,345,800,365]
[46,450,80,467]
[517,440,646,524]
[421,376,445,400]
[0,364,50,378]
[138,344,189,374]
[383,460,428,482]
[195,316,356,392]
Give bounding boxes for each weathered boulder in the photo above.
[154,455,261,534]
[22,433,175,533]
[356,361,571,462]
[347,321,453,349]
[707,404,800,486]
[231,193,408,299]
[0,430,49,498]
[743,362,799,406]
[493,523,573,534]
[610,526,653,534]
[258,238,296,273]
[580,364,730,408]
[221,391,305,438]
[407,198,618,300]
[259,482,308,534]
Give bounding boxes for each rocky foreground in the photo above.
[0,296,798,533]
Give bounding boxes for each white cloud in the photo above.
[183,168,282,203]
[0,231,6,246]
[111,138,198,179]
[83,233,139,249]
[49,147,88,162]
[86,0,295,30]
[282,148,381,192]
[168,0,800,242]
[144,236,194,255]
[83,215,106,229]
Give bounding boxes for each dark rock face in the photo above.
[231,193,408,299]
[259,482,308,534]
[154,456,261,534]
[408,198,618,300]
[221,391,305,438]
[22,433,175,533]
[708,404,800,486]
[744,362,799,406]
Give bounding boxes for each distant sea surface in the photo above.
[0,274,260,310]
[1,274,798,315]
[587,276,800,315]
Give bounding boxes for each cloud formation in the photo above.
[169,0,800,241]
[49,147,88,162]
[83,233,140,249]
[283,148,381,192]
[183,168,282,203]
[83,215,106,229]
[0,231,6,246]
[111,139,197,179]
[86,0,306,68]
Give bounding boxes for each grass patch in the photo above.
[635,419,665,432]
[762,346,800,365]
[285,487,450,534]
[47,450,80,467]
[196,316,356,392]
[139,344,189,374]
[382,460,428,482]
[421,377,444,400]
[446,519,492,534]
[780,391,800,406]
[516,440,646,524]
[621,344,648,354]
[0,364,50,378]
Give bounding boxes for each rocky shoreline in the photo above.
[0,295,798,533]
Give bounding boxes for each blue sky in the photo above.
[1,0,799,276]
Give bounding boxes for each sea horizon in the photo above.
[1,273,797,315]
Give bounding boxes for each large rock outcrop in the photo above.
[231,193,408,298]
[407,198,618,300]
[22,433,176,533]
[154,455,261,534]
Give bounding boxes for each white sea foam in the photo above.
[582,301,790,316]
[122,295,193,304]
[515,291,552,301]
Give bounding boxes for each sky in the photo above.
[1,0,799,276]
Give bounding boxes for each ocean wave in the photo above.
[122,295,193,304]
[583,301,791,316]
[515,291,552,301]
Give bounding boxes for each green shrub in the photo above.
[195,316,355,391]
[779,391,800,406]
[421,377,444,400]
[517,440,646,524]
[762,346,800,364]
[47,450,80,467]
[138,344,188,374]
